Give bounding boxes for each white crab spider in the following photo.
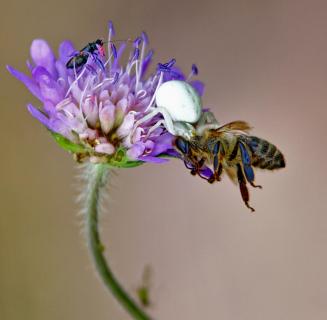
[131,80,220,142]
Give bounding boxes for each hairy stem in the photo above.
[84,163,152,320]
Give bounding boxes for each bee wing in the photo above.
[218,121,252,133]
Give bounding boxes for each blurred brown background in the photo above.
[1,0,327,319]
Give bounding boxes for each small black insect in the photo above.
[66,39,105,70]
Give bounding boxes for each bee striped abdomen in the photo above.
[245,136,285,170]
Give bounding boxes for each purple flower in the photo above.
[7,22,204,166]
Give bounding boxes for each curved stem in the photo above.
[84,163,152,320]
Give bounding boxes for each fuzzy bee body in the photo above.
[175,121,285,211]
[240,135,285,170]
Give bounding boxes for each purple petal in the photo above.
[164,149,180,158]
[190,80,205,96]
[108,20,115,36]
[150,133,174,156]
[111,43,117,59]
[55,60,68,84]
[141,31,149,45]
[117,97,128,113]
[59,40,75,64]
[99,102,115,134]
[133,37,142,47]
[132,48,140,61]
[27,104,50,128]
[183,160,213,180]
[30,39,57,78]
[140,50,153,78]
[7,65,43,101]
[43,100,55,115]
[198,166,214,180]
[138,155,169,163]
[116,112,134,138]
[191,64,199,75]
[127,142,145,159]
[48,117,74,139]
[95,143,115,155]
[112,43,127,69]
[162,66,185,82]
[32,66,63,104]
[83,97,99,128]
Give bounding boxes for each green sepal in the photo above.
[107,147,144,168]
[51,132,87,154]
[50,132,147,168]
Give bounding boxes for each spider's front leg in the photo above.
[131,107,195,143]
[195,111,220,135]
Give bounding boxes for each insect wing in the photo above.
[217,121,252,133]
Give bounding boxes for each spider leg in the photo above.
[196,111,220,135]
[131,107,194,142]
[145,120,165,138]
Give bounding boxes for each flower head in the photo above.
[7,22,204,167]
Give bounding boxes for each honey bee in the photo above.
[174,121,286,212]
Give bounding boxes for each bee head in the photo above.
[174,137,189,155]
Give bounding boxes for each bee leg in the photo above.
[176,137,202,177]
[193,158,216,184]
[212,141,223,181]
[237,164,255,212]
[176,137,194,175]
[195,111,220,135]
[239,142,262,190]
[207,175,216,184]
[250,182,263,189]
[193,158,205,176]
[189,162,197,176]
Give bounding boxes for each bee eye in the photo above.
[175,138,189,154]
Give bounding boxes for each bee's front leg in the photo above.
[191,157,205,176]
[236,164,255,212]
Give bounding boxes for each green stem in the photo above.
[84,163,152,320]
